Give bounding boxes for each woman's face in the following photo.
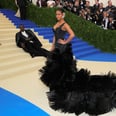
[56,10,63,21]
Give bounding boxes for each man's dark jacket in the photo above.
[15,29,42,48]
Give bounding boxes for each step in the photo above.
[0,31,39,37]
[2,42,17,46]
[72,39,85,44]
[0,50,27,59]
[0,36,48,45]
[0,19,11,25]
[43,33,54,36]
[0,34,16,38]
[15,25,38,28]
[0,55,32,66]
[0,38,15,43]
[72,41,90,48]
[0,28,19,32]
[0,53,31,63]
[72,45,95,53]
[13,21,37,25]
[0,22,11,25]
[0,62,44,80]
[43,35,54,39]
[11,20,36,24]
[36,29,53,33]
[0,43,15,47]
[0,17,8,19]
[38,31,53,35]
[0,43,51,51]
[0,57,45,71]
[13,23,38,27]
[0,22,14,26]
[0,49,23,57]
[43,37,53,41]
[0,17,8,20]
[0,22,12,24]
[75,49,101,58]
[0,25,16,29]
[0,22,14,25]
[0,32,18,36]
[1,39,50,47]
[0,35,45,42]
[48,38,53,43]
[0,15,8,17]
[34,27,52,31]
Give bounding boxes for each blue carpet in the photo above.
[0,88,49,116]
[0,9,116,62]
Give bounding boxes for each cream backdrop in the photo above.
[31,0,116,6]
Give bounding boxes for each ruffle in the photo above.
[39,47,116,116]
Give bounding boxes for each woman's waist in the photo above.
[55,42,71,47]
[55,37,64,41]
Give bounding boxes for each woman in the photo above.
[40,8,116,116]
[40,8,76,87]
[15,0,20,17]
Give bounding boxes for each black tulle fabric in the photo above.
[39,44,116,116]
[39,23,116,116]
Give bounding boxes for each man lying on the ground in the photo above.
[15,24,50,58]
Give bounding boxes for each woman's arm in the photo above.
[50,36,55,51]
[58,23,75,44]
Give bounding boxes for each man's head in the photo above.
[19,24,25,31]
[108,0,112,7]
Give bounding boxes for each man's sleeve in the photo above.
[15,32,21,47]
[27,30,42,47]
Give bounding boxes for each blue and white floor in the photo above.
[0,9,116,116]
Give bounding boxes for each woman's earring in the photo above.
[62,13,65,18]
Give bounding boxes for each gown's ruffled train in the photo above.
[39,44,116,116]
[40,42,116,115]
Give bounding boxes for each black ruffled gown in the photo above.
[39,23,116,116]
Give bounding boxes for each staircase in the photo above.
[1,9,116,62]
[0,12,51,80]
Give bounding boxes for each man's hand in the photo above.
[21,43,25,48]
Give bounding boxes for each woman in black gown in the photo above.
[39,8,116,116]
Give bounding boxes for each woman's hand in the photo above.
[58,39,66,45]
[50,47,54,52]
